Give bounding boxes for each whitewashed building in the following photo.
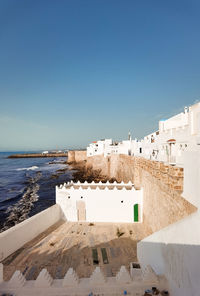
[156,103,200,165]
[87,139,113,157]
[56,181,143,223]
[135,102,200,166]
[86,134,142,157]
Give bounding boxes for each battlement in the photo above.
[0,263,166,296]
[56,180,136,191]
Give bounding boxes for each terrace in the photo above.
[3,220,149,281]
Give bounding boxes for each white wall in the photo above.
[135,103,200,165]
[183,151,200,207]
[56,183,143,223]
[160,111,189,131]
[137,150,200,296]
[87,139,140,158]
[0,265,163,296]
[87,139,112,157]
[0,205,62,262]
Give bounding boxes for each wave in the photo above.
[16,166,39,171]
[1,173,41,232]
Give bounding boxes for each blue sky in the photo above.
[0,0,200,151]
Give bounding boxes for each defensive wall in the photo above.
[85,154,196,234]
[70,152,198,295]
[0,151,198,295]
[137,151,200,296]
[68,150,87,163]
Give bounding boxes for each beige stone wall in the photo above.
[68,150,87,163]
[85,154,196,234]
[74,150,87,162]
[86,154,109,176]
[68,151,75,162]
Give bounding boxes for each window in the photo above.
[139,148,142,154]
[121,200,123,203]
[132,262,140,269]
[68,196,70,199]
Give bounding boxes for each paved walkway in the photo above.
[3,220,149,281]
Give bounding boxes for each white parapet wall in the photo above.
[0,264,166,296]
[137,150,200,296]
[56,181,143,223]
[0,204,62,262]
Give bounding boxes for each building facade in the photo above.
[56,181,143,223]
[87,102,200,167]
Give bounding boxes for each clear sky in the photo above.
[0,0,200,151]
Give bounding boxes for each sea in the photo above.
[0,152,73,232]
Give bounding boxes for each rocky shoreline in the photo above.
[1,157,114,232]
[68,160,117,183]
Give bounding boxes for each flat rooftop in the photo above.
[3,220,149,281]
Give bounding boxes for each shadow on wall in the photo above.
[138,241,200,296]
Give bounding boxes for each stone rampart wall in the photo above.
[68,150,87,163]
[137,151,200,296]
[85,154,196,233]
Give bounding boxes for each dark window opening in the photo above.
[92,248,99,265]
[132,262,140,269]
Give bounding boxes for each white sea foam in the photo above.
[16,166,39,171]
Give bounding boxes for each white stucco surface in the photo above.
[0,265,167,296]
[0,204,62,262]
[56,181,143,223]
[0,264,3,283]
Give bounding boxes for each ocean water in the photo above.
[0,152,73,232]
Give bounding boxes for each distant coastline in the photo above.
[7,153,68,158]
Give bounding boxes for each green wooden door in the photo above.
[134,204,139,222]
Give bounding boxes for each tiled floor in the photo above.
[3,220,149,281]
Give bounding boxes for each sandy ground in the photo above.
[3,220,148,281]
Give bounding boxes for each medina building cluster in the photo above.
[87,101,200,167]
